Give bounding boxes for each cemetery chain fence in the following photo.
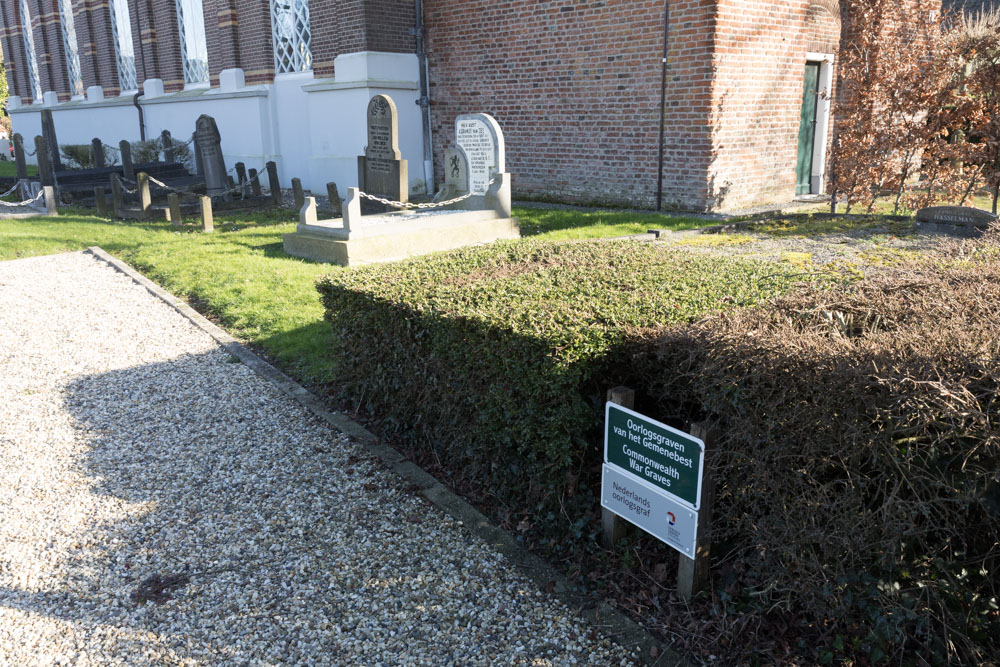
[0,188,45,207]
[357,176,498,210]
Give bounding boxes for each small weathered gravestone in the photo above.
[357,94,407,208]
[249,168,262,197]
[110,173,124,218]
[455,113,505,195]
[40,109,62,171]
[167,193,182,226]
[326,182,342,215]
[35,136,53,187]
[91,138,105,169]
[161,130,175,163]
[292,177,305,210]
[266,161,281,206]
[43,186,57,216]
[235,162,248,196]
[13,134,27,180]
[120,140,135,181]
[195,114,228,198]
[95,186,108,216]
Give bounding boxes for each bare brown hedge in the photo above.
[633,240,1000,663]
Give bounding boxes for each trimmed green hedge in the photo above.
[316,239,805,512]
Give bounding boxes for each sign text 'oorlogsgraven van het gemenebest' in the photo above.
[604,402,704,510]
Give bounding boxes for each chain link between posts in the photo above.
[355,176,497,210]
[0,188,45,207]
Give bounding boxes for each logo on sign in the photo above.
[667,511,676,526]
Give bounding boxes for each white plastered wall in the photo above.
[8,52,425,195]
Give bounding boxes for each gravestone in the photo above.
[915,205,997,228]
[40,109,62,171]
[192,131,204,176]
[249,168,262,197]
[94,186,108,217]
[120,140,135,181]
[13,134,27,180]
[161,130,175,163]
[168,193,182,226]
[266,161,281,206]
[91,138,105,169]
[455,113,505,195]
[357,94,407,208]
[326,182,341,215]
[195,114,228,197]
[443,147,469,197]
[235,162,248,196]
[35,136,53,187]
[110,173,123,218]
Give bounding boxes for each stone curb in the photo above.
[85,245,690,667]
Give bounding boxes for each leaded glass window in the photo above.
[18,0,42,101]
[109,0,137,92]
[58,0,85,97]
[176,0,209,84]
[270,0,312,74]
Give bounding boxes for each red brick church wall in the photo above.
[423,0,718,210]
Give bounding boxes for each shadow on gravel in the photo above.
[0,348,377,662]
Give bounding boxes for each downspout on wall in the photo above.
[414,0,434,195]
[656,1,669,211]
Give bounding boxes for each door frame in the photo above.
[805,51,834,194]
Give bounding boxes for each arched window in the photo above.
[176,0,209,84]
[108,0,137,92]
[18,0,43,101]
[58,0,85,97]
[270,0,312,74]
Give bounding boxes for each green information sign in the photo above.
[604,403,705,510]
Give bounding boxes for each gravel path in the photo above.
[0,251,637,666]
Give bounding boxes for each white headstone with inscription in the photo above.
[455,114,505,196]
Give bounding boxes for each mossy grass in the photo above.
[514,206,708,240]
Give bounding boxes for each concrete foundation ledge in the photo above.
[283,214,520,266]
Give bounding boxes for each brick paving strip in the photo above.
[0,249,685,666]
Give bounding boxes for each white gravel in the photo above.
[0,251,637,666]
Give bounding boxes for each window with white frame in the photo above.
[176,0,209,84]
[58,0,85,97]
[270,0,312,74]
[18,0,43,101]
[108,0,137,91]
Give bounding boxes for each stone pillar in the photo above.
[40,110,62,171]
[137,172,151,218]
[200,195,214,232]
[266,161,281,206]
[43,186,57,216]
[291,178,305,210]
[168,193,182,226]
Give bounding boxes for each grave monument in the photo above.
[195,114,229,198]
[283,105,517,266]
[357,94,407,211]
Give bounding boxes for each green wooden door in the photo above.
[796,62,820,196]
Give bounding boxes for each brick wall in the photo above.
[0,3,31,102]
[423,0,717,210]
[707,0,843,210]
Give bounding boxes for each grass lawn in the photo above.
[0,204,710,387]
[0,161,39,179]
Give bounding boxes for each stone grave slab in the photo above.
[357,94,407,212]
[195,114,229,198]
[915,205,998,237]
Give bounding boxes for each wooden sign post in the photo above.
[677,422,715,601]
[602,386,635,548]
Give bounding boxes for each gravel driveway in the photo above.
[0,251,636,666]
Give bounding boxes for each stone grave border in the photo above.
[83,245,686,667]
